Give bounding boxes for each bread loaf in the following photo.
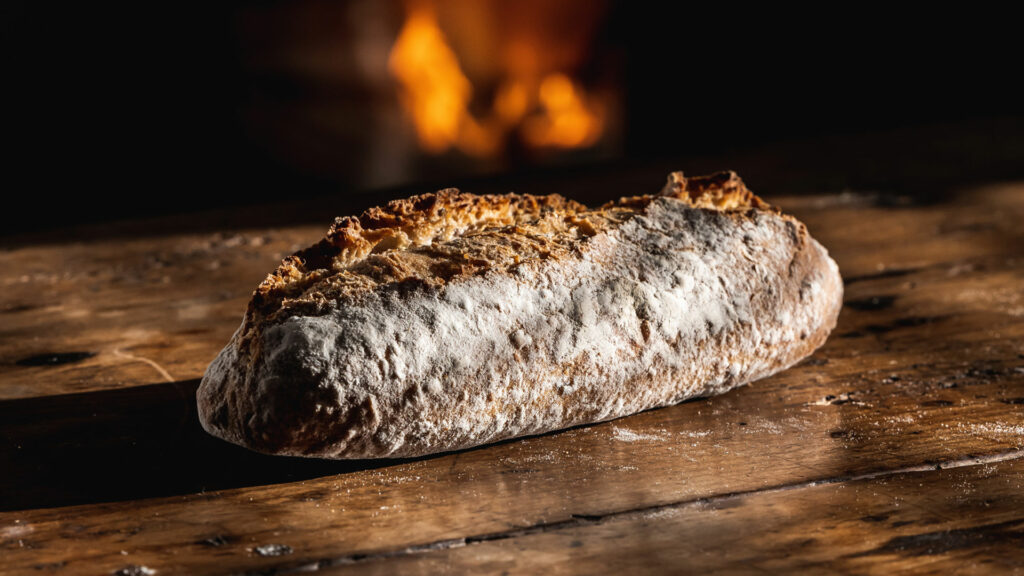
[198,171,842,459]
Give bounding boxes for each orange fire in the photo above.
[387,5,499,157]
[388,4,604,157]
[524,74,604,149]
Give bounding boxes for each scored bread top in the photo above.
[200,169,840,459]
[248,171,770,327]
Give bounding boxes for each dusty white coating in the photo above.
[200,196,843,459]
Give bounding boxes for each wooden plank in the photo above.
[333,455,1024,575]
[1,182,1022,574]
[1,324,1020,573]
[3,270,1023,512]
[0,226,322,399]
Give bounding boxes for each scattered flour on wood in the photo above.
[612,427,668,442]
[889,414,917,424]
[641,507,684,521]
[501,452,560,466]
[805,392,868,407]
[967,423,1024,437]
[740,418,784,435]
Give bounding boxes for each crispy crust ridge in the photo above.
[249,171,767,323]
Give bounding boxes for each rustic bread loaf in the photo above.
[198,171,843,459]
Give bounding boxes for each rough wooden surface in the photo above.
[339,456,1024,575]
[1,179,1022,575]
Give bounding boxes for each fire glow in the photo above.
[388,3,605,158]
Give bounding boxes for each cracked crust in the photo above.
[249,171,767,323]
[198,171,842,459]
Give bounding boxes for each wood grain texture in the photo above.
[1,180,1022,575]
[0,226,323,399]
[335,456,1024,575]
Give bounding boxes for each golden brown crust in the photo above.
[247,171,768,329]
[251,191,581,315]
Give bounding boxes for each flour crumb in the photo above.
[612,427,667,442]
[114,567,156,576]
[253,543,293,557]
[642,507,683,521]
[967,423,1024,437]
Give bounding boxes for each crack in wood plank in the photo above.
[252,450,1024,575]
[111,348,175,383]
[846,518,1024,558]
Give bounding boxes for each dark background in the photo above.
[4,2,1022,236]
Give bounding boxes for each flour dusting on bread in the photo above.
[198,172,842,459]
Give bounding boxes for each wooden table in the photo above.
[2,174,1023,575]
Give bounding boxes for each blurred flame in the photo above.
[387,6,498,157]
[388,4,605,157]
[523,74,603,148]
[494,80,530,126]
